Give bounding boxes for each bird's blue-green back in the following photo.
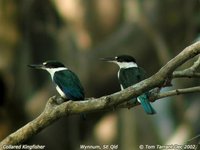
[53,70,84,100]
[118,67,146,88]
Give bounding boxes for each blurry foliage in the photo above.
[0,0,200,149]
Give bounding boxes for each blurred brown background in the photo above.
[0,0,200,149]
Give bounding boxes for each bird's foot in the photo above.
[49,95,58,104]
[51,95,69,105]
[51,95,57,101]
[56,97,66,104]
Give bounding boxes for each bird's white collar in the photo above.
[115,62,138,69]
[45,67,67,79]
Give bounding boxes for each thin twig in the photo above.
[155,86,200,99]
[118,86,200,108]
[173,55,200,78]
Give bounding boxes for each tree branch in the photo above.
[118,86,200,108]
[154,86,200,99]
[189,56,200,71]
[1,41,200,146]
[173,55,200,78]
[173,71,200,78]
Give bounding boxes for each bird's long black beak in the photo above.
[100,57,116,62]
[28,64,44,69]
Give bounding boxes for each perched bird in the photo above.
[101,55,156,114]
[28,60,85,101]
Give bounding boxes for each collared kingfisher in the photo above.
[101,55,156,115]
[29,60,85,101]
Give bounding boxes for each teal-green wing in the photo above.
[53,70,85,100]
[119,67,146,89]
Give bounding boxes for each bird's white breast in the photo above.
[45,67,68,98]
[117,62,138,90]
[56,86,66,98]
[118,70,124,90]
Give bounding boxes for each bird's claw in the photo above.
[56,97,66,104]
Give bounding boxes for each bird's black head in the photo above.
[101,55,136,63]
[115,55,136,63]
[28,60,65,69]
[43,61,65,68]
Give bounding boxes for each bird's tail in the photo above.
[137,93,156,115]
